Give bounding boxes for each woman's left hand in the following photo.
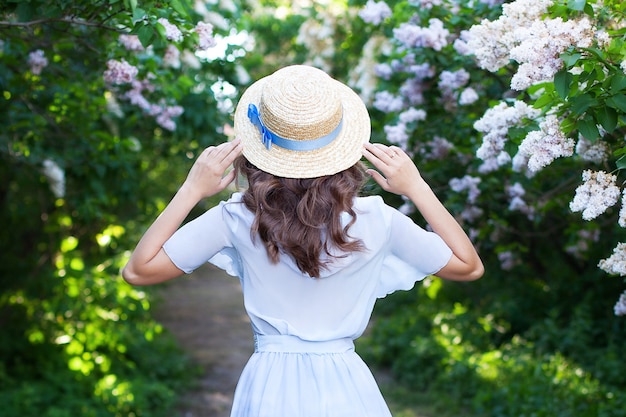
[362,142,426,197]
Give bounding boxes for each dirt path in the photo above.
[154,264,253,417]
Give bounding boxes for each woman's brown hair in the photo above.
[234,156,367,278]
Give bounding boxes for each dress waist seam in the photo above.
[254,334,355,353]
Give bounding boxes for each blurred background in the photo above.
[1,0,625,416]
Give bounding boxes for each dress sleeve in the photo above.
[162,198,238,274]
[376,203,453,298]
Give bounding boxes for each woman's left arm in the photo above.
[122,139,242,286]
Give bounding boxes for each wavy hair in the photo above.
[234,156,367,278]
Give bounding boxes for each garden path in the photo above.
[154,264,252,417]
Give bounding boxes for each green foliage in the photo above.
[0,0,244,414]
[240,0,626,415]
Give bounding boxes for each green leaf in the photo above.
[610,74,626,94]
[561,51,582,68]
[606,95,626,113]
[130,0,138,12]
[533,92,554,109]
[554,70,573,99]
[577,117,600,140]
[132,7,147,24]
[170,0,190,18]
[570,93,596,115]
[567,0,587,11]
[617,155,626,170]
[595,106,618,132]
[136,24,154,47]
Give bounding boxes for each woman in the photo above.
[122,65,483,417]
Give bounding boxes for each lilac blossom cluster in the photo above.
[124,76,184,131]
[195,22,217,50]
[103,59,139,85]
[474,100,540,173]
[566,229,600,259]
[157,18,184,42]
[393,18,449,52]
[358,0,392,25]
[570,170,620,221]
[598,243,626,277]
[382,107,427,148]
[461,0,595,90]
[507,182,534,219]
[513,115,575,174]
[28,50,48,75]
[119,34,145,52]
[575,136,609,164]
[449,175,483,222]
[438,69,478,109]
[41,159,65,199]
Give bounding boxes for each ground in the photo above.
[154,264,252,417]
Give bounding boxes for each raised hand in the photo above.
[362,142,425,197]
[181,139,243,201]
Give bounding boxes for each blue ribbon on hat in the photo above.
[247,104,343,151]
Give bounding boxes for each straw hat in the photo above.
[233,65,371,178]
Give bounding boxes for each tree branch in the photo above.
[0,17,121,32]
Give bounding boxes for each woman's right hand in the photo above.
[181,139,243,201]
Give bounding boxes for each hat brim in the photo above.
[233,68,371,179]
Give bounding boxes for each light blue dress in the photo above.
[163,193,452,417]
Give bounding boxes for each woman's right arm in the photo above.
[362,142,484,282]
[122,139,242,286]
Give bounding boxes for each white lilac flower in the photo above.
[383,124,409,147]
[393,18,449,51]
[515,115,574,173]
[498,251,519,270]
[576,136,609,163]
[438,69,470,92]
[464,0,553,72]
[421,136,453,160]
[181,50,201,69]
[399,78,425,106]
[374,63,393,80]
[614,291,626,316]
[570,170,621,221]
[157,18,183,42]
[460,205,484,222]
[621,60,626,73]
[509,17,595,90]
[598,242,626,276]
[119,34,144,51]
[565,229,600,258]
[195,22,216,50]
[373,91,404,113]
[449,175,481,203]
[28,50,48,75]
[619,190,626,228]
[409,0,443,8]
[358,0,392,25]
[507,182,534,217]
[459,87,479,105]
[474,100,540,165]
[296,18,335,72]
[41,159,65,198]
[163,44,181,68]
[595,30,611,48]
[399,108,427,124]
[155,104,184,131]
[103,59,138,85]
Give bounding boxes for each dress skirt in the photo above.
[230,335,393,417]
